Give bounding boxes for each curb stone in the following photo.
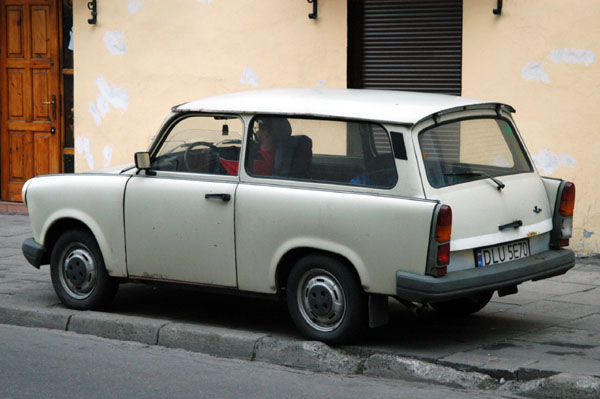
[1,304,600,397]
[158,322,267,360]
[253,337,359,374]
[362,353,497,390]
[509,373,600,399]
[0,305,72,330]
[68,311,168,346]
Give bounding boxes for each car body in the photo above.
[21,88,576,343]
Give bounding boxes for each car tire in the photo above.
[430,291,493,316]
[50,229,118,310]
[286,254,367,344]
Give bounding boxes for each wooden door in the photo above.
[0,0,61,201]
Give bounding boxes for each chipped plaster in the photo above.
[240,66,260,88]
[103,31,127,55]
[88,76,129,126]
[103,145,113,168]
[532,149,577,175]
[75,137,95,170]
[583,230,595,239]
[128,0,143,14]
[522,62,550,83]
[550,48,595,66]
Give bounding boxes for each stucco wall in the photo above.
[73,0,347,171]
[463,0,600,255]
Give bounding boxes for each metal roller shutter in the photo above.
[348,0,462,95]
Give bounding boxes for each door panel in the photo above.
[124,175,238,287]
[6,7,23,57]
[31,6,50,57]
[1,0,61,201]
[7,69,25,118]
[32,68,50,120]
[8,130,31,180]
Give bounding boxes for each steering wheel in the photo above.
[183,141,219,172]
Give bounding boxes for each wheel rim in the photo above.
[58,244,97,300]
[296,268,346,332]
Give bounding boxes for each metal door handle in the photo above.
[205,193,231,202]
[42,95,57,120]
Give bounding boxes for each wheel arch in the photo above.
[40,218,95,265]
[275,247,364,295]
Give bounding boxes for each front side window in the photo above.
[244,116,397,188]
[151,114,243,175]
[419,118,533,188]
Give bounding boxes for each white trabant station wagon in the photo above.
[22,89,576,343]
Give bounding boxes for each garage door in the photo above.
[348,0,462,95]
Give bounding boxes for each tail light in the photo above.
[551,181,575,248]
[427,204,452,277]
[559,182,575,216]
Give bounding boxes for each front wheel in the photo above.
[50,229,118,310]
[430,291,493,316]
[286,254,366,344]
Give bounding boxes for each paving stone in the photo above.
[519,279,597,295]
[551,287,600,307]
[513,326,600,348]
[500,300,599,320]
[551,270,600,286]
[561,314,600,332]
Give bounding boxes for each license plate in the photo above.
[475,239,530,267]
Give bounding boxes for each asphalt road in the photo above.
[0,324,517,399]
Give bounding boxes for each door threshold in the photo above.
[0,201,28,215]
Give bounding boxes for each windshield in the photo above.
[419,117,533,188]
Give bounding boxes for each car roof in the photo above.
[175,88,509,125]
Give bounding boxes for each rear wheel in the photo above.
[50,229,118,310]
[286,254,366,344]
[430,291,493,316]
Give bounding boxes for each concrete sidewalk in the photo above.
[1,212,599,397]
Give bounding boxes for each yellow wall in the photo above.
[72,0,347,170]
[73,0,599,255]
[463,0,600,255]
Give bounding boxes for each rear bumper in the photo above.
[22,238,47,269]
[396,249,575,303]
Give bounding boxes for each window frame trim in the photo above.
[243,114,399,190]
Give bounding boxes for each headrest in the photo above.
[261,117,292,141]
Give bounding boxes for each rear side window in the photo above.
[245,116,398,188]
[419,118,532,188]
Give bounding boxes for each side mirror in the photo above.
[134,152,151,169]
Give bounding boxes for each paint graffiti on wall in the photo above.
[532,149,577,174]
[103,31,127,55]
[522,48,595,83]
[89,75,130,126]
[240,66,260,87]
[128,0,143,14]
[75,137,95,170]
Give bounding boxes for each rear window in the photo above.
[419,118,533,188]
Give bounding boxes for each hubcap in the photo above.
[297,269,345,332]
[59,246,97,300]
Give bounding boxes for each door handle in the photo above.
[42,94,57,120]
[205,193,231,202]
